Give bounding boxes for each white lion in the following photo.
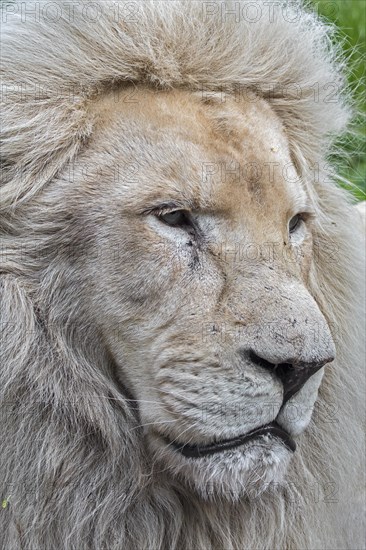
[0,1,365,549]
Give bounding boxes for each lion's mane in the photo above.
[0,1,364,549]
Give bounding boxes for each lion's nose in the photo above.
[247,350,335,403]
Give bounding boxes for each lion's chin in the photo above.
[150,433,293,501]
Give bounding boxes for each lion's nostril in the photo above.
[275,362,295,383]
[277,362,324,403]
[277,360,333,403]
[248,350,275,371]
[244,350,333,404]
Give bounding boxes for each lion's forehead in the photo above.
[83,87,306,220]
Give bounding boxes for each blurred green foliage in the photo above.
[313,0,365,201]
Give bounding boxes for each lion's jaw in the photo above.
[78,88,336,500]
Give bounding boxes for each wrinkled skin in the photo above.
[66,88,335,498]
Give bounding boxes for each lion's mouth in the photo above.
[164,421,296,458]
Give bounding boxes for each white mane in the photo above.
[0,1,364,549]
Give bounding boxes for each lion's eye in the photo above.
[158,210,191,227]
[289,214,302,234]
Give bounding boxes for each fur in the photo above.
[0,1,365,549]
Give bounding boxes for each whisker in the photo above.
[129,419,179,432]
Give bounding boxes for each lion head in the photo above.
[69,87,336,499]
[1,1,364,548]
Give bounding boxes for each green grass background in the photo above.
[313,0,365,201]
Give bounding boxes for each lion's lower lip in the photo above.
[164,422,296,458]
